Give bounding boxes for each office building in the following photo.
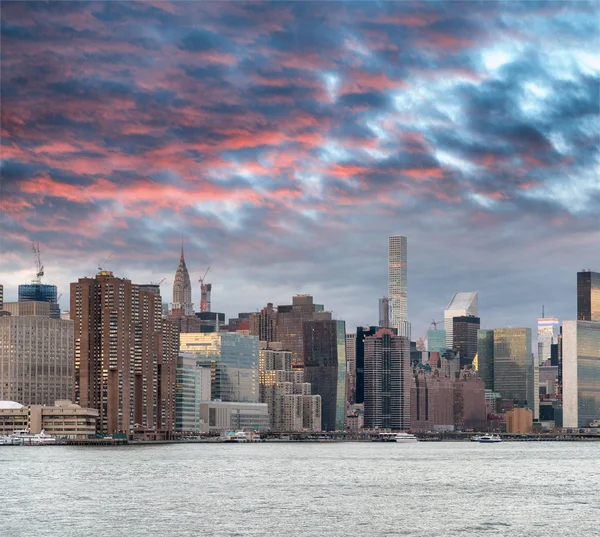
[493,328,538,419]
[345,334,356,405]
[411,368,454,432]
[71,271,179,435]
[250,303,277,342]
[304,320,346,431]
[259,342,321,432]
[388,236,410,338]
[175,353,211,433]
[427,329,446,354]
[538,318,559,364]
[0,302,73,405]
[180,332,259,403]
[476,329,495,390]
[577,270,600,321]
[378,297,390,328]
[444,292,478,349]
[452,316,480,368]
[172,246,193,316]
[355,326,382,404]
[18,283,60,318]
[363,328,411,430]
[0,400,98,439]
[562,320,600,428]
[199,401,269,433]
[453,370,487,430]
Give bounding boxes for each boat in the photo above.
[375,432,397,442]
[223,431,250,443]
[394,432,418,442]
[8,429,57,446]
[474,434,502,443]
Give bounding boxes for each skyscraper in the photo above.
[476,329,495,391]
[0,301,73,405]
[453,316,480,369]
[0,284,3,311]
[388,236,410,338]
[345,333,356,405]
[172,245,193,316]
[378,297,390,328]
[444,292,478,348]
[577,270,600,322]
[562,320,600,428]
[71,271,179,435]
[18,283,60,318]
[363,328,411,430]
[354,326,380,404]
[493,328,538,419]
[427,329,446,354]
[537,317,559,364]
[303,319,346,431]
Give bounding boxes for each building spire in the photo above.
[180,235,184,262]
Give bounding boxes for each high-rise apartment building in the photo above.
[388,236,410,338]
[476,329,494,391]
[444,292,478,349]
[250,303,277,342]
[172,246,193,316]
[493,328,538,419]
[427,329,446,354]
[537,318,559,364]
[562,320,600,428]
[345,333,356,405]
[577,270,600,322]
[0,301,73,405]
[378,297,391,328]
[303,320,346,431]
[354,326,381,404]
[18,283,60,318]
[0,284,3,311]
[453,316,480,369]
[363,328,411,430]
[71,271,179,435]
[180,332,259,403]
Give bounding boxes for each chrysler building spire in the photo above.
[172,242,193,316]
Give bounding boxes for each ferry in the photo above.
[223,431,250,443]
[6,430,57,446]
[473,434,502,443]
[376,432,419,442]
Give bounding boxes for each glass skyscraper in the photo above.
[476,329,494,391]
[179,332,259,403]
[175,353,211,432]
[444,292,478,349]
[388,236,409,338]
[562,321,600,428]
[577,270,600,322]
[427,329,446,354]
[18,283,60,318]
[537,318,559,365]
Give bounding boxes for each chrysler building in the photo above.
[172,245,193,316]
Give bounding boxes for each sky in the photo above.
[1,1,599,342]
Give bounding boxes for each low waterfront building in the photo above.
[199,401,269,433]
[0,400,98,438]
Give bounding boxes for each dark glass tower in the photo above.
[355,326,382,404]
[577,270,600,322]
[453,315,480,368]
[476,329,494,390]
[18,283,60,318]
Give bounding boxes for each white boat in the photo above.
[8,429,57,445]
[224,431,250,443]
[395,432,418,442]
[474,434,502,443]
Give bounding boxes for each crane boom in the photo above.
[199,266,211,283]
[32,242,44,283]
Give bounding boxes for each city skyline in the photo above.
[1,1,599,342]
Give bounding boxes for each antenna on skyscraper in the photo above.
[98,253,112,273]
[542,305,545,318]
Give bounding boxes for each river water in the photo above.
[1,442,598,536]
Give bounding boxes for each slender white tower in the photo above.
[388,236,410,338]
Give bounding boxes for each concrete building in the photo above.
[444,292,478,349]
[175,353,211,433]
[506,408,533,434]
[250,302,278,342]
[199,401,269,433]
[453,370,487,430]
[493,328,538,420]
[378,297,391,328]
[388,236,410,338]
[0,400,98,438]
[476,329,495,390]
[71,271,179,436]
[411,369,454,432]
[0,302,73,405]
[538,318,559,365]
[172,246,194,316]
[345,333,356,405]
[577,270,600,322]
[18,283,60,318]
[0,284,3,311]
[427,329,446,354]
[363,328,411,430]
[562,320,600,428]
[453,316,480,369]
[180,332,259,403]
[354,326,382,404]
[304,319,346,431]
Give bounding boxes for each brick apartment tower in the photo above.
[71,271,179,435]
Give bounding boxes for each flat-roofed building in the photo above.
[199,401,269,433]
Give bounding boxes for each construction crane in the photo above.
[98,253,112,273]
[32,242,44,283]
[430,319,441,330]
[199,266,210,285]
[150,278,166,286]
[199,266,211,313]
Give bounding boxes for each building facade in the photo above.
[427,329,446,354]
[452,316,480,369]
[577,270,600,322]
[444,292,478,349]
[476,329,495,390]
[172,246,193,316]
[180,332,259,403]
[175,354,211,433]
[303,320,346,431]
[18,283,60,318]
[71,271,179,435]
[363,329,411,430]
[493,328,538,419]
[562,320,600,428]
[199,401,269,433]
[388,236,409,338]
[345,333,356,405]
[378,297,391,328]
[0,303,73,405]
[538,318,559,365]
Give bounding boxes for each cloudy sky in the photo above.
[1,1,599,342]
